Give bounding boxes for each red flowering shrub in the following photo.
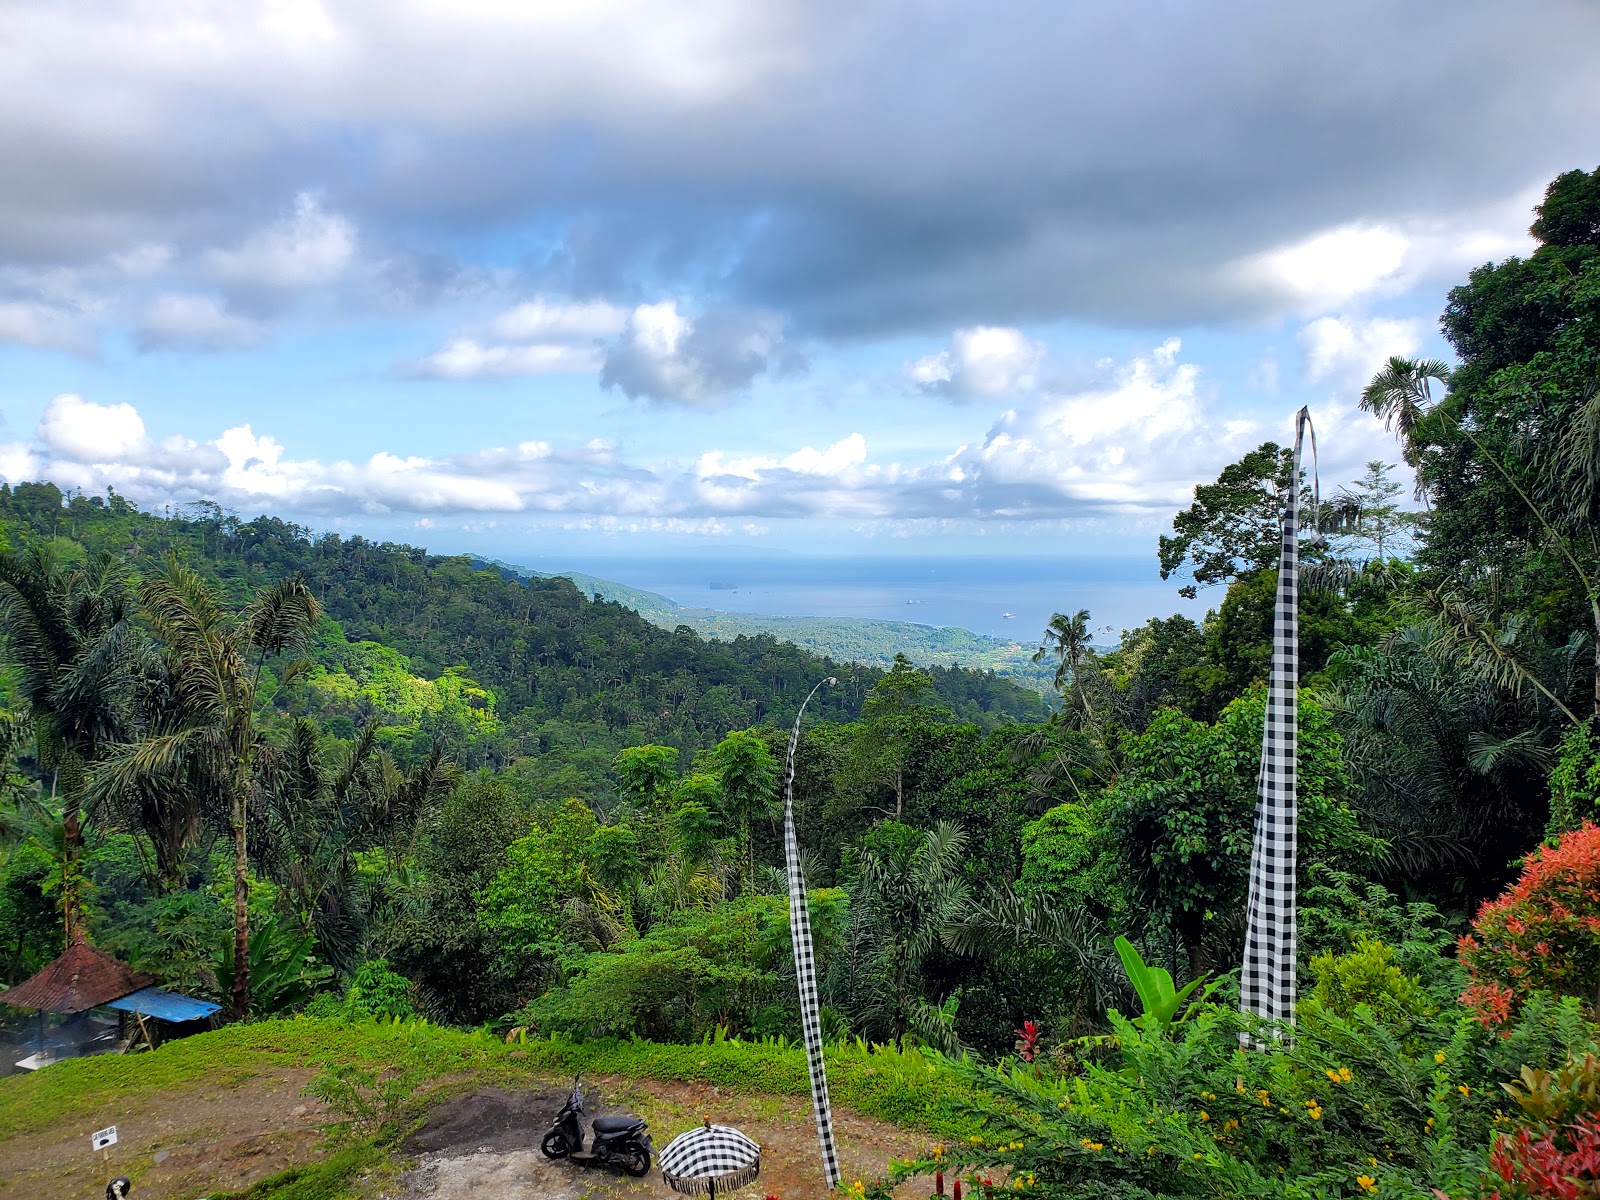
[1461,981,1516,1027]
[1487,1114,1600,1199]
[1459,824,1600,1010]
[1014,1020,1040,1063]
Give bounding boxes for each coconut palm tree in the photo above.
[1359,357,1453,500]
[1034,609,1097,724]
[95,557,320,1019]
[0,545,133,945]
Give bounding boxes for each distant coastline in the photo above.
[483,558,1057,693]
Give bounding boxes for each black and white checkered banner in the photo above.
[782,678,841,1189]
[1240,406,1317,1039]
[659,1122,762,1195]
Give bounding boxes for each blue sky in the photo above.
[1,0,1596,571]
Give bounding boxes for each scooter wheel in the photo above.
[622,1147,651,1177]
[541,1131,572,1160]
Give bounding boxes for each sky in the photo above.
[1,0,1598,577]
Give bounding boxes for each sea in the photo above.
[517,553,1205,644]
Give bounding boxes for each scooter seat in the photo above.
[593,1115,645,1134]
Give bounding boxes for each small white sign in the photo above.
[91,1125,118,1152]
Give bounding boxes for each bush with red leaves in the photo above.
[1487,1114,1600,1199]
[1459,824,1600,1012]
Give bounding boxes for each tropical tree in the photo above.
[849,819,971,1038]
[1034,609,1098,724]
[704,728,779,886]
[1359,357,1452,496]
[0,544,132,944]
[847,655,948,820]
[1158,442,1294,598]
[94,558,320,1019]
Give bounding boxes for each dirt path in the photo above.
[0,1074,934,1200]
[387,1080,932,1200]
[0,1067,330,1200]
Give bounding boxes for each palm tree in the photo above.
[0,545,133,945]
[95,558,320,1019]
[1359,356,1453,500]
[1034,610,1096,723]
[852,820,970,1039]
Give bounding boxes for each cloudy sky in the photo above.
[2,0,1597,570]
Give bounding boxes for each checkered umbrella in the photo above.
[1240,405,1317,1040]
[782,678,841,1188]
[659,1122,762,1196]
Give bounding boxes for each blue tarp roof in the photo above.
[105,987,220,1023]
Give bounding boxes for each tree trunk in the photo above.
[61,805,82,949]
[231,786,251,1022]
[1591,597,1600,721]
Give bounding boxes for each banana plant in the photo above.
[1113,935,1219,1032]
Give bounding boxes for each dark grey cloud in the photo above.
[1,0,1596,347]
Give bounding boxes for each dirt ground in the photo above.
[386,1079,931,1200]
[0,1066,330,1200]
[0,1075,933,1200]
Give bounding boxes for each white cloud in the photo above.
[412,296,628,378]
[1297,314,1423,388]
[137,292,263,351]
[1231,224,1411,312]
[909,326,1045,399]
[0,301,93,353]
[413,338,603,378]
[600,301,790,406]
[0,342,1403,532]
[487,299,629,342]
[206,194,356,291]
[37,394,148,462]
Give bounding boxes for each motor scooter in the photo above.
[539,1075,652,1177]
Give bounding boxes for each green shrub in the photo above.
[889,992,1593,1200]
[1307,936,1436,1025]
[340,959,416,1021]
[1547,718,1600,836]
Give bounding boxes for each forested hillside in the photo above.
[0,488,1041,771]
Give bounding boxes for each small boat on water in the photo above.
[1001,612,1015,619]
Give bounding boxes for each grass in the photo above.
[0,1018,981,1198]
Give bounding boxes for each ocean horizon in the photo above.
[514,553,1208,645]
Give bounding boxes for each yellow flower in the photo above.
[1434,1051,1446,1065]
[1256,1089,1271,1106]
[1459,1085,1470,1096]
[1202,1091,1216,1100]
[1079,1138,1104,1151]
[1357,1175,1377,1192]
[1194,1152,1204,1159]
[1200,1111,1210,1122]
[1325,1068,1342,1083]
[1308,1105,1323,1120]
[1425,1118,1434,1129]
[1340,1067,1353,1083]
